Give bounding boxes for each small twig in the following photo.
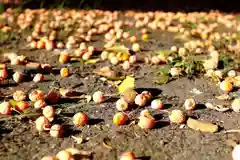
[224,129,240,133]
[12,108,22,115]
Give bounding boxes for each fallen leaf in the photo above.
[205,102,230,112]
[215,94,232,100]
[156,66,171,75]
[106,44,130,56]
[102,137,113,149]
[187,117,218,133]
[93,66,117,79]
[117,76,135,94]
[154,50,172,56]
[84,58,99,65]
[9,99,17,107]
[155,75,170,84]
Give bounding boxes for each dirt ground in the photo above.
[0,10,240,160]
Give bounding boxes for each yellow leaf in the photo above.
[84,59,99,65]
[154,50,172,56]
[117,76,135,94]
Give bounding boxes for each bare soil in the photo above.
[0,12,240,160]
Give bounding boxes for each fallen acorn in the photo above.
[13,71,23,83]
[231,98,240,113]
[138,115,156,129]
[92,91,105,104]
[113,112,128,126]
[33,73,44,83]
[41,64,52,73]
[0,101,12,115]
[43,106,55,122]
[73,112,88,127]
[50,124,63,138]
[219,80,233,92]
[120,152,136,160]
[140,109,153,118]
[132,43,140,52]
[13,90,26,101]
[169,109,186,124]
[116,98,129,111]
[55,150,73,160]
[29,90,45,101]
[122,61,130,70]
[184,98,196,110]
[135,94,147,107]
[141,91,152,101]
[187,117,218,133]
[232,144,240,160]
[59,53,70,64]
[60,68,70,77]
[47,91,60,104]
[122,88,137,104]
[35,116,51,132]
[151,99,164,110]
[34,99,47,109]
[41,155,55,160]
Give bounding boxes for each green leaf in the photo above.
[156,66,170,75]
[174,62,184,67]
[154,50,172,56]
[155,75,170,84]
[9,99,17,108]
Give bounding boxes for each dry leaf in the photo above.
[215,94,232,100]
[93,67,117,79]
[187,117,218,133]
[102,137,113,149]
[155,75,170,84]
[205,102,230,112]
[117,76,135,94]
